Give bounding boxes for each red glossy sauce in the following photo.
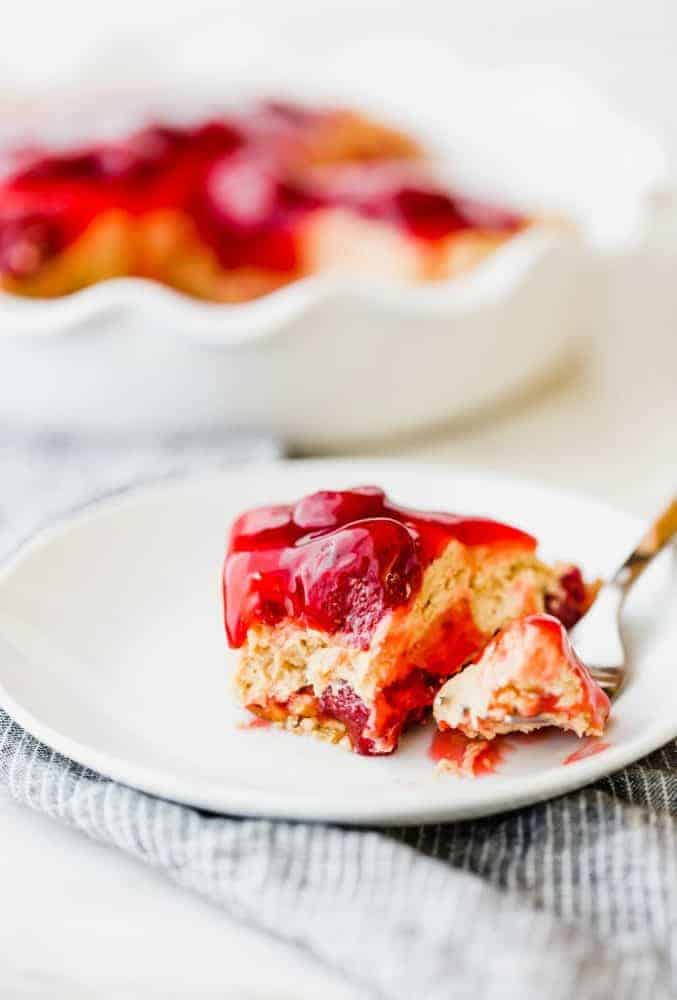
[526,615,611,731]
[317,684,373,753]
[563,739,610,765]
[429,728,512,776]
[1,120,244,275]
[238,714,272,730]
[223,487,536,649]
[0,102,523,279]
[544,566,588,629]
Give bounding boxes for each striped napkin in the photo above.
[1,431,675,1000]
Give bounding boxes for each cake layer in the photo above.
[433,614,610,740]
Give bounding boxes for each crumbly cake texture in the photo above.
[223,488,593,755]
[0,102,525,301]
[433,614,610,740]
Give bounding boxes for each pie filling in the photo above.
[0,101,525,298]
[223,488,594,755]
[433,614,611,739]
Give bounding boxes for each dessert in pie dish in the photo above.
[222,487,608,756]
[433,614,610,740]
[0,101,526,302]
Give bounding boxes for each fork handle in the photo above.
[612,497,677,595]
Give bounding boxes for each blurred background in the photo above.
[1,0,674,145]
[1,0,675,516]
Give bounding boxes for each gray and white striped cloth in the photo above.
[1,432,676,1000]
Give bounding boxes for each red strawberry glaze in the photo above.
[223,487,536,649]
[0,103,525,281]
[238,715,272,730]
[192,159,323,272]
[317,685,373,754]
[0,121,244,273]
[545,565,588,629]
[521,615,610,732]
[302,163,522,240]
[371,188,521,241]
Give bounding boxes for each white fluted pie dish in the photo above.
[0,50,667,448]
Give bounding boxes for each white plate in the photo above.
[0,459,675,826]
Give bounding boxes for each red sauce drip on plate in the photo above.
[429,729,512,777]
[0,102,524,279]
[563,739,610,765]
[223,486,536,649]
[238,714,272,730]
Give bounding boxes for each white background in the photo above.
[1,2,676,996]
[1,0,674,164]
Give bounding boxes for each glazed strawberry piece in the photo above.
[545,565,589,629]
[224,488,594,755]
[193,153,324,272]
[317,685,373,754]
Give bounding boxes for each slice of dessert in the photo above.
[223,487,594,755]
[0,100,528,302]
[433,614,610,740]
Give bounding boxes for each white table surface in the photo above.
[1,3,676,996]
[0,790,357,1000]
